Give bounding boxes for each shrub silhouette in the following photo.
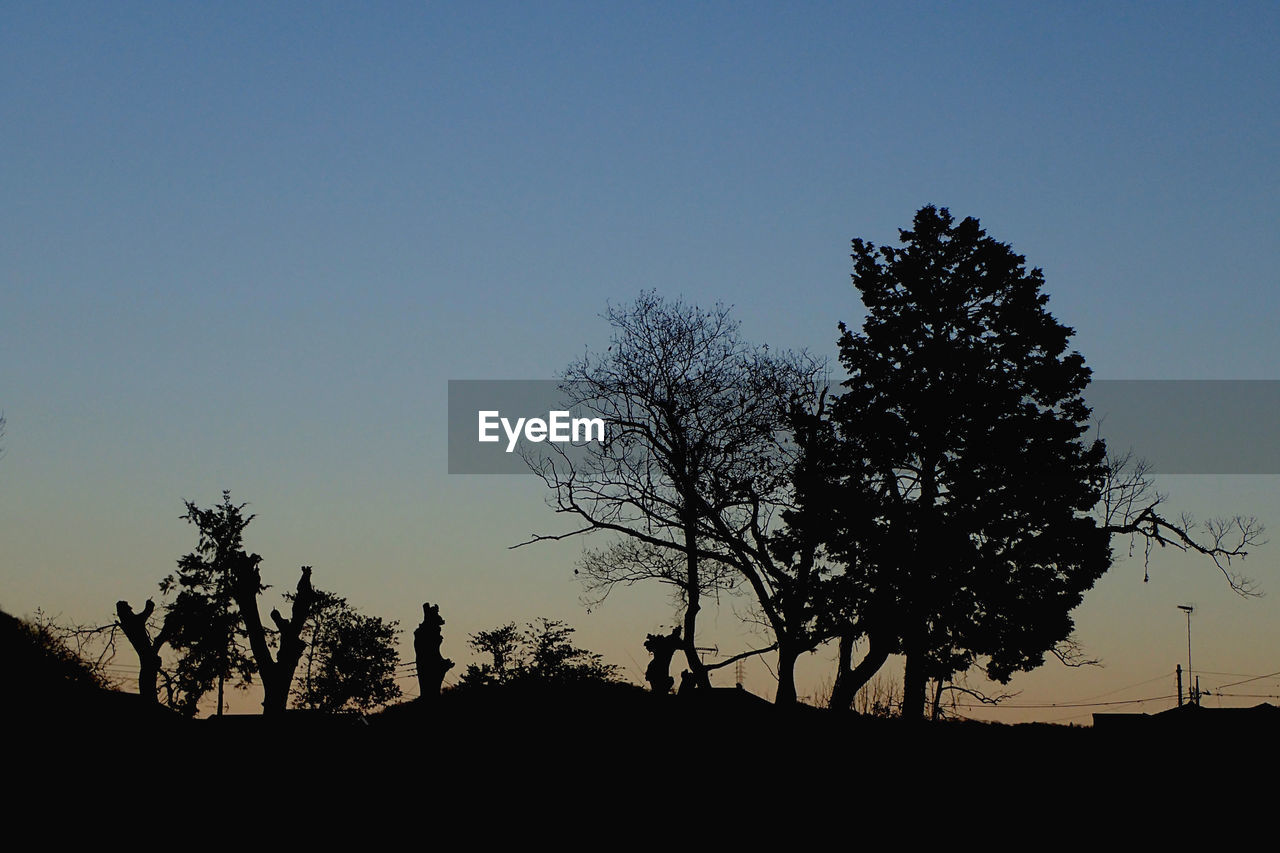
[456,618,620,690]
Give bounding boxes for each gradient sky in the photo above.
[3,2,1278,720]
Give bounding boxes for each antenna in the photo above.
[1177,604,1196,705]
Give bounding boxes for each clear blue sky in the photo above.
[3,2,1277,718]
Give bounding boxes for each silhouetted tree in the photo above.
[523,617,619,686]
[115,599,171,705]
[457,618,619,689]
[827,626,892,712]
[292,589,401,714]
[828,205,1114,719]
[160,492,323,716]
[230,557,316,716]
[694,387,848,705]
[413,602,454,702]
[160,492,261,716]
[520,291,820,691]
[458,622,524,688]
[643,626,682,694]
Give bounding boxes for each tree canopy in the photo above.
[826,205,1114,718]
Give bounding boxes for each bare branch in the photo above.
[1051,636,1102,668]
[703,644,780,671]
[938,683,1021,706]
[1100,449,1266,596]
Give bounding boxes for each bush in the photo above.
[456,618,620,690]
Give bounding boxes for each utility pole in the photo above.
[1178,604,1195,706]
[1176,663,1183,707]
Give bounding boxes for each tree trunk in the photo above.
[681,507,712,690]
[232,558,316,716]
[774,642,801,705]
[829,629,890,711]
[116,599,167,705]
[643,626,682,694]
[930,678,945,721]
[901,460,938,721]
[901,640,928,721]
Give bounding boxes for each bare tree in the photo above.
[517,291,821,691]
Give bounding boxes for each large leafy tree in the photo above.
[829,205,1113,719]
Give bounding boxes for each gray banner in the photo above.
[448,379,1280,475]
[1085,380,1280,474]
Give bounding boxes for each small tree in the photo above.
[523,617,620,686]
[458,622,524,688]
[457,618,619,689]
[160,491,260,716]
[292,589,401,714]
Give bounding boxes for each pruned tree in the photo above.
[230,557,316,716]
[413,602,454,702]
[519,291,822,692]
[643,626,682,694]
[115,599,171,704]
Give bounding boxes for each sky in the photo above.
[2,2,1278,721]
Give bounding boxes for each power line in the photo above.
[949,693,1178,710]
[1213,670,1280,690]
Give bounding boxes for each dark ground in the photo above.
[4,607,1265,825]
